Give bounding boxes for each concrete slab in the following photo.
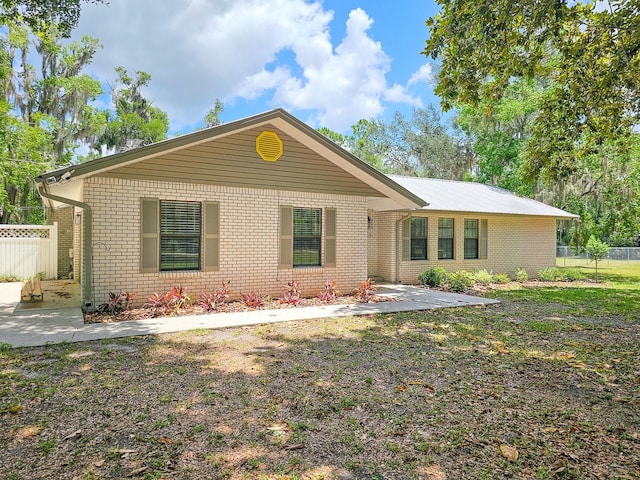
[0,283,499,348]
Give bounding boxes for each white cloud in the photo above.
[408,64,434,86]
[74,0,423,133]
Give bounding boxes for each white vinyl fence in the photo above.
[0,223,58,279]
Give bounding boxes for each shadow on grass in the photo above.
[1,298,638,479]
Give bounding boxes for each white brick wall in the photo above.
[83,177,368,305]
[368,211,557,283]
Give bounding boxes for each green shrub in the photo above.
[474,269,494,285]
[418,267,449,287]
[562,268,584,282]
[493,273,511,284]
[538,267,560,281]
[448,270,475,292]
[515,268,528,282]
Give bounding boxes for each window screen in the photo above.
[293,208,321,267]
[160,200,201,271]
[438,218,454,259]
[464,219,479,259]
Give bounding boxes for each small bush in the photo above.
[474,269,494,285]
[98,291,137,314]
[354,278,377,302]
[562,268,584,282]
[448,270,475,292]
[538,267,560,281]
[281,280,301,305]
[240,291,265,308]
[200,281,231,312]
[515,268,528,282]
[418,267,449,287]
[493,273,511,284]
[318,280,339,303]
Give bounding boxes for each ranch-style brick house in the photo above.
[35,109,577,310]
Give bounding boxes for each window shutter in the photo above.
[140,198,159,273]
[279,206,293,269]
[401,218,411,261]
[325,208,336,268]
[203,202,220,271]
[480,219,488,259]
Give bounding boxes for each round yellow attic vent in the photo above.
[256,131,283,162]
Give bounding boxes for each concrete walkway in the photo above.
[0,283,499,348]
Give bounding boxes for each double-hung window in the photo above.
[293,208,322,267]
[140,199,219,273]
[160,201,201,271]
[410,217,427,260]
[279,206,336,269]
[464,219,479,259]
[464,218,488,259]
[438,218,454,259]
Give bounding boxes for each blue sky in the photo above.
[73,0,442,136]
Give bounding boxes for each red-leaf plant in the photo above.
[280,280,301,306]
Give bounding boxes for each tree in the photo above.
[1,19,105,222]
[95,67,169,153]
[0,0,106,38]
[4,21,105,162]
[423,0,640,181]
[204,99,224,128]
[586,235,609,283]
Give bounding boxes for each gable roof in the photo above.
[35,109,425,210]
[388,175,578,219]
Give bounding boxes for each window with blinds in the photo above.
[160,200,201,271]
[293,208,321,267]
[438,218,454,259]
[464,219,479,259]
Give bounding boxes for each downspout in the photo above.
[37,184,94,311]
[394,213,411,283]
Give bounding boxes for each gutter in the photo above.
[36,183,94,311]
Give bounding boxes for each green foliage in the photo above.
[493,273,511,284]
[204,99,224,128]
[586,236,609,262]
[562,269,584,282]
[538,267,560,282]
[586,235,610,282]
[515,268,529,282]
[424,0,639,182]
[473,269,494,285]
[447,270,475,292]
[95,67,169,153]
[0,0,107,38]
[418,267,449,287]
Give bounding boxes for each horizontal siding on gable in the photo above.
[102,127,383,197]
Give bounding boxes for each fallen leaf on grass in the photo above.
[157,436,172,444]
[63,430,81,441]
[408,381,435,390]
[492,341,510,354]
[499,444,519,461]
[127,466,148,476]
[283,443,304,450]
[396,385,408,392]
[94,460,105,467]
[15,425,41,439]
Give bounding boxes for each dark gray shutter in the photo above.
[140,198,159,273]
[203,202,220,271]
[279,206,293,269]
[325,208,336,268]
[401,217,411,261]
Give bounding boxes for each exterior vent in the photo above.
[256,131,283,162]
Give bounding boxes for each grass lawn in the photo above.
[1,266,638,479]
